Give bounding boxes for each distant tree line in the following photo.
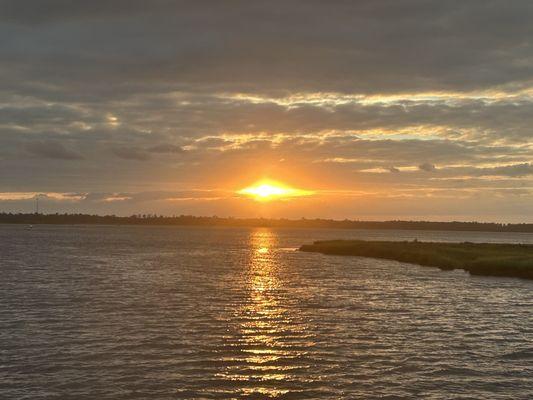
[0,212,532,233]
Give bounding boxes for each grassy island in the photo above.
[300,240,533,280]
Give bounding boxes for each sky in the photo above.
[0,0,532,221]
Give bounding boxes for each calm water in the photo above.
[1,225,532,399]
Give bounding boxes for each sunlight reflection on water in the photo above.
[216,229,314,397]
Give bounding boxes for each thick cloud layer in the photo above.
[0,1,531,220]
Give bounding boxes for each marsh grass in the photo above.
[300,240,533,279]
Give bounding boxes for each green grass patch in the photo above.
[300,240,533,280]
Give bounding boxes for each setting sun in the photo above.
[238,180,313,201]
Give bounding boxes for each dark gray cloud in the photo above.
[418,163,437,172]
[147,144,185,154]
[485,163,533,177]
[1,1,532,98]
[0,1,148,24]
[111,147,150,161]
[457,163,533,177]
[25,140,83,160]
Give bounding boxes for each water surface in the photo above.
[1,225,532,399]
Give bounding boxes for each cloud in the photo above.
[25,140,83,160]
[388,166,400,173]
[472,163,533,177]
[111,147,150,161]
[1,1,533,98]
[147,143,185,153]
[418,163,437,172]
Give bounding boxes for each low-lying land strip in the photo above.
[300,240,533,280]
[1,213,533,232]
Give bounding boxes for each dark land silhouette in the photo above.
[300,240,533,280]
[1,212,533,232]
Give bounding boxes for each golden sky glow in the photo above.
[2,2,532,222]
[238,180,313,202]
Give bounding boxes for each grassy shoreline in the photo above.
[300,240,533,280]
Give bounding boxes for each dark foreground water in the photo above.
[1,225,532,399]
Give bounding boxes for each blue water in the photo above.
[1,225,532,399]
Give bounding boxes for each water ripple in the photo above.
[1,225,532,399]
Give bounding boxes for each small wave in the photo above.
[500,348,533,360]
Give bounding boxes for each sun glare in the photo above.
[238,180,313,201]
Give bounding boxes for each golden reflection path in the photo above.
[217,228,314,398]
